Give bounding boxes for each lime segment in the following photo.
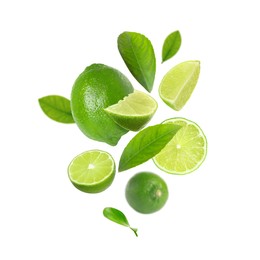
[104,90,157,131]
[153,118,207,175]
[68,150,115,193]
[159,60,200,111]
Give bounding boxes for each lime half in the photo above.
[68,150,115,193]
[153,118,207,175]
[104,90,157,131]
[159,60,200,111]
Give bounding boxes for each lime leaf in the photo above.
[103,207,138,237]
[38,95,74,123]
[118,32,156,92]
[119,124,182,172]
[162,30,181,63]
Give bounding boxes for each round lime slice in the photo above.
[68,150,115,193]
[104,90,157,131]
[153,118,207,175]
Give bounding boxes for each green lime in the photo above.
[125,172,168,214]
[159,60,200,111]
[153,118,207,175]
[71,64,134,146]
[68,150,115,193]
[104,90,158,131]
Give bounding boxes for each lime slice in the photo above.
[159,60,200,111]
[104,90,157,131]
[68,150,115,193]
[153,118,207,175]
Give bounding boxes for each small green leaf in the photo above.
[119,124,182,172]
[162,31,181,63]
[38,95,74,123]
[103,207,138,237]
[118,32,156,92]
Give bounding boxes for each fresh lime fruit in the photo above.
[71,64,134,146]
[153,118,207,175]
[159,60,200,111]
[68,150,116,193]
[104,90,158,131]
[125,172,168,214]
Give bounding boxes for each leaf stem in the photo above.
[130,227,138,237]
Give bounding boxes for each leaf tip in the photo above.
[118,165,124,172]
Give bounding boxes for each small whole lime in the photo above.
[125,172,169,214]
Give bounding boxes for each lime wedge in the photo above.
[104,90,157,131]
[159,60,200,111]
[68,150,115,193]
[153,118,207,175]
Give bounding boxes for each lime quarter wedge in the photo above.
[104,90,157,131]
[159,60,200,111]
[68,150,116,193]
[153,118,207,175]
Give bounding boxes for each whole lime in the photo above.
[125,172,169,214]
[71,64,134,146]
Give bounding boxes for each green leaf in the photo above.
[119,124,182,172]
[38,95,74,123]
[162,31,181,63]
[103,207,138,237]
[118,32,156,92]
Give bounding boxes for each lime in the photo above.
[71,64,134,146]
[125,172,168,214]
[159,60,200,111]
[104,90,158,131]
[153,118,207,175]
[68,150,116,193]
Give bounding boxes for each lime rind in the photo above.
[68,150,115,193]
[153,118,207,175]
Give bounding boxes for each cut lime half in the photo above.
[153,118,207,175]
[159,60,200,111]
[68,150,115,193]
[104,90,157,131]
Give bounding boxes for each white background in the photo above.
[1,0,260,259]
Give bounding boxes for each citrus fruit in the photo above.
[153,118,207,175]
[159,60,200,111]
[125,172,168,214]
[104,90,158,131]
[68,149,115,193]
[71,64,134,146]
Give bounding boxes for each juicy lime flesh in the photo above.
[71,64,134,146]
[153,118,207,174]
[159,61,200,111]
[125,172,168,214]
[105,90,157,116]
[104,90,157,131]
[68,150,115,193]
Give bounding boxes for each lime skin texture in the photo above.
[71,64,134,146]
[125,172,169,214]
